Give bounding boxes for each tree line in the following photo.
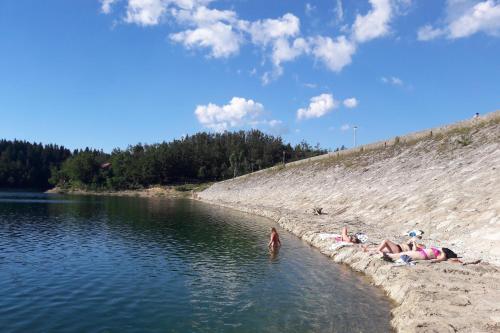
[1,130,328,190]
[0,139,71,189]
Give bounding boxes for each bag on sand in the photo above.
[355,232,368,243]
[406,229,424,238]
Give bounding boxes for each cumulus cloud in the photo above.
[448,0,500,38]
[245,13,300,45]
[102,0,405,80]
[352,0,392,42]
[340,124,351,131]
[244,13,307,77]
[195,97,264,131]
[172,6,236,25]
[268,37,309,73]
[170,22,241,57]
[101,0,117,14]
[343,97,359,108]
[124,0,167,26]
[297,93,338,120]
[169,6,242,57]
[309,36,357,72]
[418,0,500,41]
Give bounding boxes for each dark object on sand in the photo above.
[443,248,458,259]
[313,207,323,215]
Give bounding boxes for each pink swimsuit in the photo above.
[419,247,441,259]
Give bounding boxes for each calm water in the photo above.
[0,192,393,332]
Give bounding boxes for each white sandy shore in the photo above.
[198,112,500,332]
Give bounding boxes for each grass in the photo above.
[456,133,473,146]
[207,113,500,181]
[174,183,212,193]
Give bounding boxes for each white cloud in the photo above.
[169,5,242,58]
[381,76,403,85]
[238,13,304,82]
[297,93,338,120]
[102,0,404,80]
[125,0,167,26]
[245,13,300,46]
[418,0,500,41]
[195,97,264,131]
[310,36,357,72]
[170,21,241,57]
[101,0,117,14]
[448,0,500,38]
[352,0,392,43]
[343,97,359,108]
[340,124,351,131]
[417,24,446,41]
[172,6,237,25]
[271,37,309,67]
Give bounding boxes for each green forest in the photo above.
[0,140,71,189]
[1,130,330,191]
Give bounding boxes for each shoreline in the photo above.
[44,186,500,331]
[196,112,500,332]
[46,112,500,331]
[197,198,500,332]
[45,185,207,199]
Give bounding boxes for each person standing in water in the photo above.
[268,227,281,250]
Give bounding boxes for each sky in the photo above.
[0,0,499,152]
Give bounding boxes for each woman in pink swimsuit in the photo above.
[384,247,458,263]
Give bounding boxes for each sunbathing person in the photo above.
[373,237,424,254]
[268,227,281,250]
[383,247,459,263]
[341,226,361,244]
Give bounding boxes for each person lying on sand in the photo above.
[268,227,281,250]
[341,226,361,244]
[383,247,460,263]
[368,237,425,254]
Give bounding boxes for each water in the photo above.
[0,192,393,332]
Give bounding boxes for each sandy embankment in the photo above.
[198,112,500,332]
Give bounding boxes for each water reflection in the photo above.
[0,192,393,332]
[269,247,280,261]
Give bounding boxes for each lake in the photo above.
[0,192,393,332]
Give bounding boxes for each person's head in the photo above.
[442,248,458,259]
[271,227,277,234]
[349,235,360,244]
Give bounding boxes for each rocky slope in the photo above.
[198,111,500,332]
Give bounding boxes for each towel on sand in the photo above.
[330,242,353,251]
[393,254,416,266]
[317,233,342,241]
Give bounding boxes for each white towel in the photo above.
[329,242,353,251]
[317,233,341,241]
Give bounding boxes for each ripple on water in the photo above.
[0,193,393,332]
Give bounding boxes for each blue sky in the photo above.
[1,0,499,152]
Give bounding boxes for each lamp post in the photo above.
[353,126,358,147]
